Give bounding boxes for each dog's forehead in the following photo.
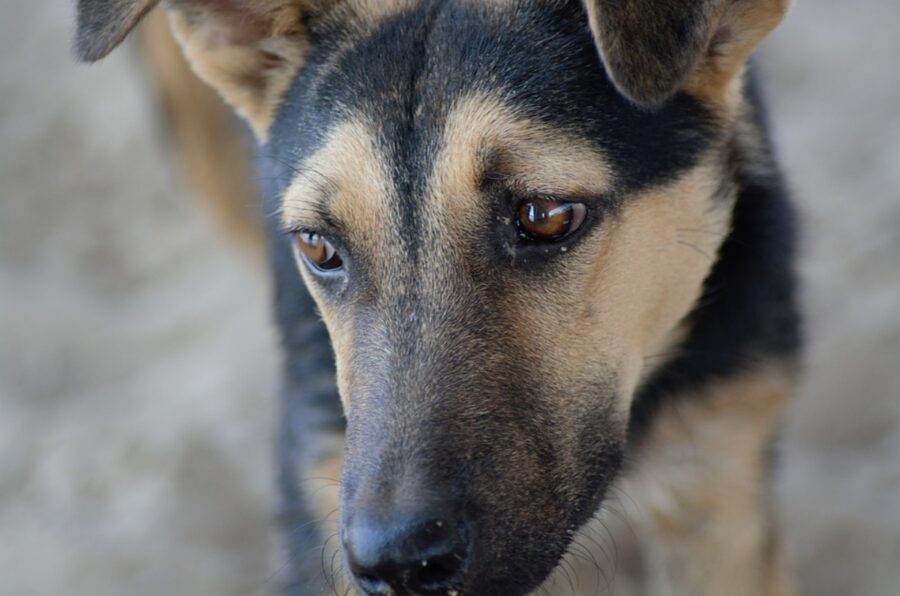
[279,92,612,252]
[275,0,720,260]
[278,0,604,149]
[277,1,589,148]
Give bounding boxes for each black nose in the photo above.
[345,515,468,594]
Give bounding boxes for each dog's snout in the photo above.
[345,515,468,594]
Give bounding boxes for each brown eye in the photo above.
[517,199,588,242]
[296,231,343,271]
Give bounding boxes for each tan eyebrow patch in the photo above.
[280,118,394,255]
[416,92,615,263]
[426,92,614,242]
[442,92,612,193]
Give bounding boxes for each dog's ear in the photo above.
[582,0,789,108]
[75,0,160,61]
[75,0,331,140]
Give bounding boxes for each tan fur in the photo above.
[628,366,797,596]
[166,1,311,141]
[280,119,394,250]
[83,1,799,592]
[425,93,732,415]
[685,0,790,110]
[424,92,615,291]
[542,365,797,596]
[281,100,736,595]
[138,9,262,247]
[281,119,398,411]
[280,84,612,236]
[284,89,731,417]
[272,3,790,591]
[501,157,733,417]
[433,93,613,208]
[280,95,608,414]
[163,0,421,140]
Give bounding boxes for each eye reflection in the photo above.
[296,231,343,271]
[517,199,588,242]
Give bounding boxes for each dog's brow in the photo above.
[281,118,393,250]
[480,144,613,200]
[438,94,614,203]
[280,168,337,230]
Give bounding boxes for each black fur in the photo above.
[72,0,801,593]
[252,149,345,594]
[629,69,801,444]
[261,6,800,594]
[272,1,721,204]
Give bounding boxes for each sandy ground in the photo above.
[1,1,898,595]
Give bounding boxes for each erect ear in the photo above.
[582,0,790,108]
[75,0,330,141]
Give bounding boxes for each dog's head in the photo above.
[77,0,788,592]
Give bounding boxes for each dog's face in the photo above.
[278,5,732,592]
[76,0,788,592]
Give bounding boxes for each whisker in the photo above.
[676,239,716,262]
[676,227,726,237]
[321,531,341,595]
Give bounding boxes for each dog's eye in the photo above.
[296,231,343,271]
[517,199,588,242]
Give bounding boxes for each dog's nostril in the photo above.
[345,517,468,593]
[416,550,465,587]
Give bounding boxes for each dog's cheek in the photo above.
[493,161,730,424]
[583,161,732,407]
[295,278,355,410]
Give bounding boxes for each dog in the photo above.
[75,1,800,594]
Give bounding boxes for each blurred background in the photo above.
[0,1,898,595]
